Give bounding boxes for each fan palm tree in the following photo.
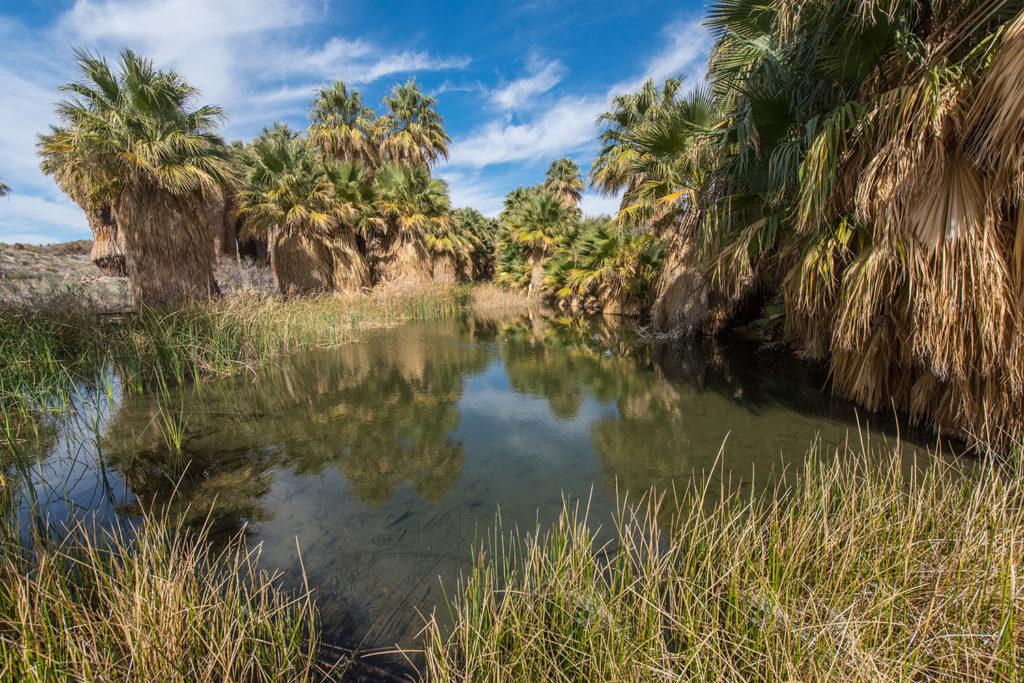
[544,158,584,210]
[0,174,10,196]
[590,77,683,203]
[37,49,231,308]
[309,80,378,167]
[691,0,1024,443]
[558,220,666,316]
[39,126,128,276]
[506,191,572,296]
[453,207,499,280]
[367,163,454,283]
[235,124,370,295]
[378,80,451,167]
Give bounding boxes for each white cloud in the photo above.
[490,54,565,110]
[440,169,513,218]
[447,17,711,172]
[56,0,470,136]
[616,18,712,91]
[448,95,603,168]
[0,194,89,244]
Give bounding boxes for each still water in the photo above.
[22,311,941,657]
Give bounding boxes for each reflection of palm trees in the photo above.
[103,321,491,536]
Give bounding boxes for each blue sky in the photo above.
[0,0,710,244]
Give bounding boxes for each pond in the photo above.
[18,310,945,665]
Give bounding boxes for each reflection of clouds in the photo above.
[457,364,614,464]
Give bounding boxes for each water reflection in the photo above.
[22,312,943,657]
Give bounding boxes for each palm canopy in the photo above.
[309,80,378,165]
[370,163,453,239]
[590,79,719,230]
[556,219,666,311]
[37,48,231,307]
[690,0,1024,443]
[235,124,347,239]
[38,48,230,201]
[507,191,572,251]
[378,80,451,167]
[590,77,684,198]
[544,158,584,209]
[0,174,9,197]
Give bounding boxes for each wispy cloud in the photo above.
[447,17,711,173]
[580,192,623,218]
[448,95,603,168]
[58,0,470,134]
[490,54,566,110]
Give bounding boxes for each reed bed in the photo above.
[0,509,333,682]
[423,443,1024,682]
[0,285,471,404]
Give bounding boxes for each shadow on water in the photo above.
[5,310,957,672]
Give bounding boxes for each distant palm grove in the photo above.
[30,0,1024,446]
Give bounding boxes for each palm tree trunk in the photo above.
[432,252,458,284]
[85,204,127,276]
[327,231,370,295]
[204,190,237,262]
[270,232,334,296]
[652,229,750,335]
[114,184,219,308]
[527,246,547,297]
[381,234,432,284]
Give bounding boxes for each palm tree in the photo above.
[309,80,378,167]
[544,158,584,210]
[378,80,451,167]
[590,77,683,203]
[506,191,572,296]
[235,124,369,295]
[690,0,1024,443]
[37,49,230,308]
[39,125,129,276]
[557,219,666,316]
[367,163,454,283]
[453,207,499,280]
[0,174,10,196]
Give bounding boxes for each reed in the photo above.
[0,507,335,682]
[422,442,1024,682]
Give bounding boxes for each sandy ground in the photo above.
[0,241,279,313]
[0,241,133,313]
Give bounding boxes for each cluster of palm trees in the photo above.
[37,49,492,306]
[592,0,1024,442]
[495,157,665,313]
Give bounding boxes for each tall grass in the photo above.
[0,508,334,682]
[423,443,1024,681]
[0,286,472,409]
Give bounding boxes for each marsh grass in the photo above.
[422,443,1024,681]
[0,507,335,682]
[0,285,471,409]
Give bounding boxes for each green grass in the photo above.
[423,442,1024,681]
